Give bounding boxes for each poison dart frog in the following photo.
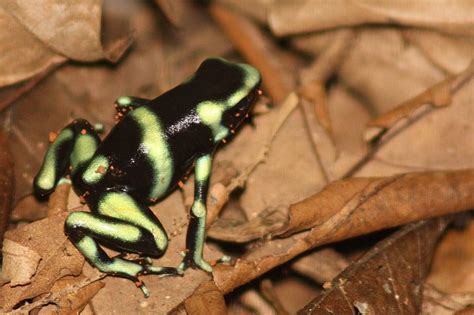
[33,58,261,297]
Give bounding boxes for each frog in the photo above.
[33,58,261,297]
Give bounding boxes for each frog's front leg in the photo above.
[34,119,100,197]
[179,154,213,273]
[114,96,151,119]
[65,191,180,297]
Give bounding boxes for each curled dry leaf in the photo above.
[0,131,13,249]
[0,213,84,312]
[212,170,474,295]
[282,170,474,238]
[50,275,105,315]
[0,0,132,87]
[269,0,474,36]
[298,218,450,314]
[207,208,287,243]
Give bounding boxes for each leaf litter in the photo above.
[1,0,474,314]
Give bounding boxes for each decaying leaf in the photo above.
[365,60,474,142]
[50,275,105,315]
[208,208,287,243]
[1,239,41,286]
[0,0,132,87]
[269,1,474,36]
[182,281,227,315]
[298,217,450,314]
[282,170,474,238]
[428,218,474,293]
[0,213,84,312]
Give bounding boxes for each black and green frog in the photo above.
[33,58,261,296]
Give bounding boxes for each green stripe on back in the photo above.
[129,107,173,199]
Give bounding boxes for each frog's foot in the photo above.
[178,255,213,274]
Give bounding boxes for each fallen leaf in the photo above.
[0,0,132,87]
[269,1,474,36]
[282,170,474,238]
[0,213,84,312]
[207,208,287,243]
[1,239,41,286]
[50,275,105,315]
[298,217,450,314]
[427,218,474,293]
[182,281,227,315]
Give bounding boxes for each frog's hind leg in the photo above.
[64,191,180,296]
[34,119,100,197]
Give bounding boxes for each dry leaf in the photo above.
[50,275,105,315]
[298,218,450,314]
[207,208,287,243]
[0,0,132,87]
[428,219,474,293]
[182,281,227,315]
[282,170,474,238]
[269,1,474,36]
[0,213,84,312]
[1,239,41,286]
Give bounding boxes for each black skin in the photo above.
[33,58,261,296]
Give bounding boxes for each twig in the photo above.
[343,59,474,178]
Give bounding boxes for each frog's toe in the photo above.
[142,266,182,277]
[178,256,213,273]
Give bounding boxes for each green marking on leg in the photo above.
[76,236,143,277]
[82,155,109,184]
[195,155,211,182]
[36,128,74,191]
[99,192,168,251]
[70,134,98,173]
[67,212,142,242]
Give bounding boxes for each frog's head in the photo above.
[194,58,262,143]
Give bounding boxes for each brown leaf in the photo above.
[282,170,474,239]
[0,131,13,249]
[212,170,474,295]
[51,275,105,315]
[0,213,84,312]
[365,60,474,142]
[269,1,474,36]
[428,219,474,293]
[1,239,41,286]
[183,281,227,315]
[298,218,450,314]
[207,208,287,243]
[0,0,132,87]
